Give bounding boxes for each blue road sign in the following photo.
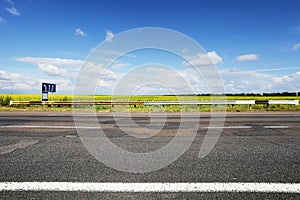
[42,83,56,93]
[42,83,56,101]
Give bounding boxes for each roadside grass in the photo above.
[1,94,299,112]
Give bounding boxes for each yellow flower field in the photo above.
[1,94,299,112]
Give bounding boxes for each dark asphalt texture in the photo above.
[0,112,299,199]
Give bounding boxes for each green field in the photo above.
[1,94,299,112]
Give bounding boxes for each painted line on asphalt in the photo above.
[0,125,293,130]
[263,126,290,129]
[0,125,100,129]
[207,126,252,129]
[0,140,38,155]
[0,182,299,193]
[0,125,253,129]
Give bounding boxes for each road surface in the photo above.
[0,112,299,199]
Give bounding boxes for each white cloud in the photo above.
[105,30,114,42]
[37,63,71,77]
[9,56,300,94]
[220,68,300,93]
[293,42,300,51]
[0,17,7,24]
[111,63,130,68]
[0,70,37,90]
[221,68,273,93]
[75,28,86,37]
[127,66,299,94]
[207,51,223,64]
[16,56,120,94]
[235,54,258,62]
[113,66,195,95]
[16,57,84,69]
[182,51,223,67]
[16,57,84,79]
[73,61,120,94]
[272,71,300,91]
[5,7,20,16]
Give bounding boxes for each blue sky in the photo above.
[0,0,300,94]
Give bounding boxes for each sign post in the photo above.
[42,83,56,101]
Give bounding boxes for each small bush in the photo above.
[0,95,12,106]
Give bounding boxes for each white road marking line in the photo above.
[263,126,290,129]
[0,140,38,155]
[0,182,299,193]
[207,126,252,129]
[0,125,253,129]
[0,125,293,130]
[0,125,99,129]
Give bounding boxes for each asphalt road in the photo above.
[0,112,299,199]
